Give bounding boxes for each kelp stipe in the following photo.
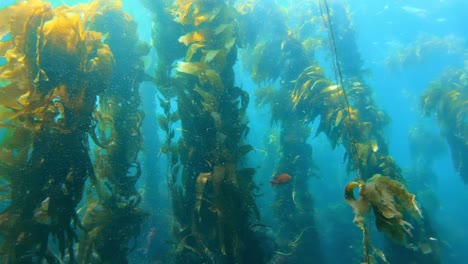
[146,0,269,262]
[0,1,115,262]
[314,2,441,263]
[238,1,324,262]
[77,1,148,263]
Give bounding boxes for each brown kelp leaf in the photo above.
[202,49,226,71]
[358,174,422,244]
[201,69,224,92]
[185,43,205,62]
[335,109,344,127]
[0,83,27,110]
[179,31,205,46]
[195,172,211,222]
[176,61,207,76]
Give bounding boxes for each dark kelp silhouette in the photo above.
[0,1,146,263]
[144,0,269,262]
[316,3,440,263]
[237,1,324,262]
[422,63,468,184]
[78,1,148,263]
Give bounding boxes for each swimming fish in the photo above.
[270,173,292,187]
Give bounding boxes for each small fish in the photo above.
[270,173,292,187]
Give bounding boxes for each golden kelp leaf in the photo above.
[193,5,221,26]
[361,174,423,243]
[335,109,344,127]
[225,37,236,51]
[301,79,312,91]
[0,41,12,55]
[370,140,379,152]
[87,45,114,78]
[203,49,226,71]
[42,12,85,55]
[185,43,205,62]
[176,61,207,76]
[194,85,217,111]
[302,37,324,52]
[0,83,26,110]
[178,31,205,46]
[307,79,329,93]
[195,172,211,222]
[201,69,224,92]
[79,201,99,224]
[322,84,340,93]
[170,1,193,25]
[214,24,230,35]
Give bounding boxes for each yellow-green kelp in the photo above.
[145,0,270,262]
[0,1,148,262]
[0,0,114,262]
[77,1,149,263]
[238,1,325,262]
[422,61,468,183]
[290,2,440,263]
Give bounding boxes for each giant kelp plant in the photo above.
[0,0,112,262]
[385,34,465,72]
[290,2,440,263]
[0,0,146,263]
[77,1,148,263]
[237,1,324,262]
[145,0,269,262]
[422,61,468,183]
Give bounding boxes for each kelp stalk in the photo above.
[78,1,148,263]
[238,1,324,262]
[0,1,115,262]
[147,0,268,262]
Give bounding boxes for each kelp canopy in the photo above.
[0,0,146,263]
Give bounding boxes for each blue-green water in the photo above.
[0,0,467,263]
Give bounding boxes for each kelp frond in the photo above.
[345,174,427,261]
[422,65,468,182]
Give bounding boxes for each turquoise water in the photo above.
[0,0,467,263]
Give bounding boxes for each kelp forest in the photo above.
[0,0,466,263]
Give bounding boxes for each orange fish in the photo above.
[270,173,292,187]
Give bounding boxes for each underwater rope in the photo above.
[319,1,370,262]
[318,0,362,180]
